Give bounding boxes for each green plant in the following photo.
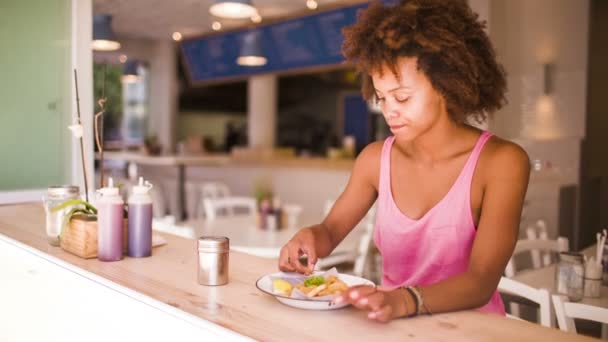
[93,63,122,123]
[51,198,128,240]
[51,199,97,239]
[253,180,273,207]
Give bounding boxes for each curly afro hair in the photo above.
[342,0,507,123]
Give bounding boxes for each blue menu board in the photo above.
[181,3,368,84]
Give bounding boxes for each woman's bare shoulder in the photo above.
[479,135,530,180]
[351,140,385,187]
[358,140,385,159]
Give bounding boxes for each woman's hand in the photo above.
[279,227,318,275]
[333,285,411,322]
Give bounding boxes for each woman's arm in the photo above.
[418,140,530,313]
[317,142,381,254]
[279,142,381,274]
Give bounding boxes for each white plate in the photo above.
[255,272,374,310]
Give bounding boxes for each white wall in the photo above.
[479,0,590,239]
[488,0,589,143]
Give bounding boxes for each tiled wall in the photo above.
[472,0,591,239]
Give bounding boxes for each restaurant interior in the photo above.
[1,0,607,340]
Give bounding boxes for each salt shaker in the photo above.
[555,252,585,302]
[197,236,229,286]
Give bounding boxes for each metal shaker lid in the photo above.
[198,236,229,253]
[559,252,584,263]
[47,185,80,198]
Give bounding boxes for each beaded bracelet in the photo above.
[416,286,433,315]
[404,286,422,317]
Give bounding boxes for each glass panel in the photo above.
[0,0,71,190]
[122,64,148,147]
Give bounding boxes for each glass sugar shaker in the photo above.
[555,252,585,302]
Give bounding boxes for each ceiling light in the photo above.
[209,0,258,19]
[306,0,318,10]
[237,31,267,66]
[251,13,262,23]
[121,60,139,83]
[172,32,183,41]
[212,21,222,31]
[92,14,121,51]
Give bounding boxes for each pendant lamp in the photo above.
[209,0,258,19]
[237,31,267,66]
[121,60,139,83]
[92,14,121,51]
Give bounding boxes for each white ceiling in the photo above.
[93,0,364,40]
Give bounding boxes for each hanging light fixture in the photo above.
[92,14,121,51]
[209,0,257,19]
[237,31,267,66]
[306,0,318,10]
[121,60,139,83]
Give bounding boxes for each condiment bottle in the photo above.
[97,177,124,262]
[128,177,153,258]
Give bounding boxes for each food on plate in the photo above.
[272,279,293,296]
[296,275,349,298]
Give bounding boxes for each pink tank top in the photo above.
[373,131,505,315]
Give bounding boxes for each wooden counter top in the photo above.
[103,151,355,171]
[0,203,594,341]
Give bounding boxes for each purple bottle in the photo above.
[127,177,153,258]
[97,177,124,262]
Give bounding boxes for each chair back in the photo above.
[196,182,231,218]
[318,201,376,278]
[352,222,375,277]
[498,276,554,327]
[201,182,231,199]
[552,294,608,333]
[505,220,569,277]
[203,196,257,221]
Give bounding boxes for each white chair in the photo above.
[498,277,553,327]
[352,222,375,277]
[552,294,608,334]
[282,204,302,229]
[202,196,257,221]
[195,181,231,219]
[316,202,376,278]
[505,221,569,277]
[162,179,200,220]
[504,223,568,321]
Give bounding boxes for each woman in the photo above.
[278,0,529,322]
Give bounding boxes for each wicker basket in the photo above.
[60,214,128,259]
